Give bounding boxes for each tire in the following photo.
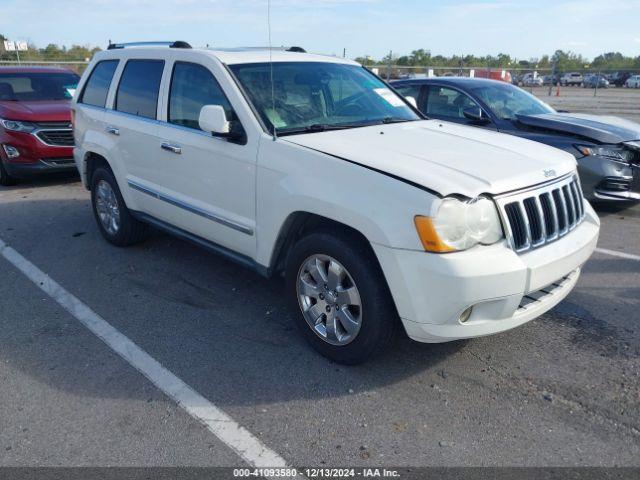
[0,160,18,186]
[285,230,397,364]
[90,166,150,246]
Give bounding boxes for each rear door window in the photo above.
[115,60,164,119]
[168,62,234,129]
[79,60,118,107]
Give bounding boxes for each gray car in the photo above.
[390,77,640,202]
[583,75,609,88]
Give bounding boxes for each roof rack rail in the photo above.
[205,46,306,53]
[107,41,192,50]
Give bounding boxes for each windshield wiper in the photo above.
[380,117,413,124]
[278,118,415,136]
[305,123,357,132]
[278,123,366,136]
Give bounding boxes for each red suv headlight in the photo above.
[0,118,37,133]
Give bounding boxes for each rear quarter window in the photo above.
[115,60,165,119]
[79,60,119,107]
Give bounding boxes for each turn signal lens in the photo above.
[414,216,456,253]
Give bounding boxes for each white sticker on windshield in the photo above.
[374,88,405,107]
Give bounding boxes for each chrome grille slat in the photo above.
[541,192,559,241]
[496,175,586,254]
[36,130,75,147]
[570,181,583,218]
[554,188,569,235]
[517,202,532,249]
[564,185,576,228]
[532,196,547,244]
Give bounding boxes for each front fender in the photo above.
[255,136,437,267]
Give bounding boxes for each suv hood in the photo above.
[283,120,576,197]
[0,100,72,122]
[516,113,640,144]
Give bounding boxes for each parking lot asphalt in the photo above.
[0,176,638,468]
[531,86,640,123]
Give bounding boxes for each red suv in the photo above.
[0,67,80,186]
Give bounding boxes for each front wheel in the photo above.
[0,160,18,186]
[90,166,150,246]
[285,231,397,364]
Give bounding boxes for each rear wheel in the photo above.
[0,160,18,186]
[90,166,150,246]
[285,230,397,364]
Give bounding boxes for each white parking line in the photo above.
[0,237,289,469]
[595,248,640,261]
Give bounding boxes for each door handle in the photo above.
[161,142,182,154]
[106,126,120,136]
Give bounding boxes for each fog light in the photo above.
[459,306,473,323]
[2,144,19,159]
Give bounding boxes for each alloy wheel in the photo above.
[95,180,121,236]
[296,254,363,346]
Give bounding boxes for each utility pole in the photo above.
[343,48,346,58]
[386,50,392,81]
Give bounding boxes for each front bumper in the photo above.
[3,157,77,177]
[1,129,76,179]
[373,203,599,343]
[578,154,640,202]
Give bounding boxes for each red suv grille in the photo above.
[36,130,74,146]
[33,122,74,147]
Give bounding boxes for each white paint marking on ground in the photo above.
[595,248,640,262]
[0,237,289,470]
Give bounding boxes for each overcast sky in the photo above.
[2,0,640,60]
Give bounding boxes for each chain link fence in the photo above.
[0,60,89,74]
[367,65,640,95]
[2,59,639,95]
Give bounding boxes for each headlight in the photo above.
[575,144,632,163]
[414,196,504,253]
[0,118,36,133]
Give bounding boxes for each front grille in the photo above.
[497,175,585,253]
[34,121,73,129]
[36,130,74,147]
[517,269,578,312]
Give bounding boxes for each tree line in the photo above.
[1,34,638,72]
[356,49,640,72]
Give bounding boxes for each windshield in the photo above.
[471,83,555,120]
[229,62,419,134]
[0,72,79,101]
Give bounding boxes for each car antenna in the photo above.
[267,0,277,141]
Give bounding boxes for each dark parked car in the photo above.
[610,71,632,87]
[0,67,79,186]
[391,77,640,202]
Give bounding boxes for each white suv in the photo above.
[73,42,600,364]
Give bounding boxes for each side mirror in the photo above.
[199,105,230,135]
[463,106,490,124]
[405,96,418,109]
